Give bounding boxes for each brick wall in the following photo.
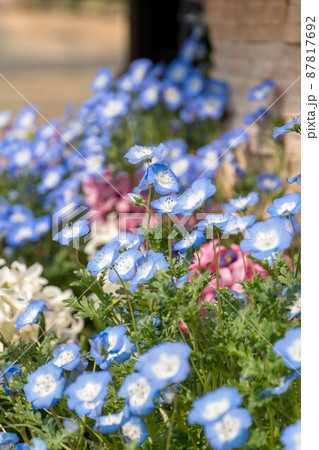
[203,0,301,175]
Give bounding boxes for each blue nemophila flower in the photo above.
[16,438,48,450]
[222,192,259,213]
[158,384,178,405]
[222,214,256,236]
[188,387,242,426]
[266,193,301,217]
[248,79,275,101]
[135,342,191,389]
[118,372,159,415]
[204,407,252,450]
[90,67,114,92]
[34,215,51,239]
[0,363,22,395]
[273,114,301,139]
[124,143,164,165]
[94,405,131,434]
[273,327,301,370]
[184,70,205,97]
[121,416,149,447]
[53,220,90,245]
[51,343,81,371]
[6,222,37,248]
[172,179,216,214]
[280,419,301,450]
[166,59,189,83]
[196,213,231,232]
[117,232,144,250]
[37,166,64,195]
[65,371,112,418]
[63,419,79,433]
[163,138,187,159]
[87,241,120,276]
[174,230,205,253]
[256,172,282,191]
[138,80,161,109]
[196,94,226,120]
[287,173,301,185]
[261,371,300,397]
[135,163,181,195]
[174,273,191,289]
[89,325,133,369]
[240,218,292,259]
[130,251,168,292]
[24,364,66,410]
[0,432,19,449]
[16,299,46,330]
[221,128,250,149]
[196,141,223,175]
[99,91,130,122]
[150,195,179,214]
[108,248,142,283]
[14,105,37,129]
[162,82,183,110]
[243,107,267,125]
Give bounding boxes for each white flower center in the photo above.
[34,374,57,397]
[155,170,174,187]
[116,255,134,275]
[127,377,151,407]
[44,172,60,188]
[161,197,177,212]
[165,88,179,103]
[63,224,81,238]
[134,147,153,159]
[54,351,75,367]
[262,179,277,190]
[77,382,102,402]
[16,149,32,166]
[287,339,301,363]
[145,87,158,102]
[254,230,279,251]
[16,227,33,242]
[94,74,108,89]
[214,414,241,442]
[23,307,40,324]
[203,99,219,114]
[184,190,205,210]
[231,198,248,209]
[96,251,113,268]
[277,201,296,215]
[101,412,123,426]
[151,353,180,379]
[122,421,141,441]
[103,100,123,118]
[170,159,189,176]
[202,398,230,422]
[294,433,301,450]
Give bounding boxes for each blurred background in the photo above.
[0,0,300,167]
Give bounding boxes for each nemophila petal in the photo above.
[14,105,37,129]
[99,91,130,121]
[174,230,205,253]
[204,407,252,450]
[65,371,112,418]
[34,215,51,239]
[243,107,267,125]
[16,299,46,330]
[53,220,90,245]
[273,114,301,139]
[196,213,231,231]
[165,59,190,83]
[280,419,301,450]
[183,69,205,97]
[106,335,136,365]
[16,438,48,450]
[109,248,142,283]
[8,204,34,224]
[118,372,159,415]
[90,67,114,92]
[150,163,181,195]
[121,416,148,446]
[158,384,178,405]
[287,173,301,185]
[116,232,144,250]
[240,217,292,259]
[87,241,120,276]
[256,172,282,191]
[196,94,226,120]
[222,214,256,235]
[225,192,259,212]
[162,138,187,159]
[188,387,242,426]
[148,251,169,271]
[0,363,22,395]
[129,255,157,293]
[273,327,301,370]
[138,80,161,109]
[151,195,179,213]
[128,58,152,87]
[172,178,216,214]
[135,342,191,389]
[266,193,301,217]
[89,325,128,369]
[248,79,275,101]
[94,405,131,434]
[6,222,36,248]
[261,371,300,397]
[174,273,191,289]
[52,342,81,371]
[124,144,164,165]
[221,128,250,149]
[0,432,19,448]
[24,364,66,410]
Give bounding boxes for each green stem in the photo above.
[165,394,178,450]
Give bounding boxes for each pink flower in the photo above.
[82,170,145,231]
[189,241,267,301]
